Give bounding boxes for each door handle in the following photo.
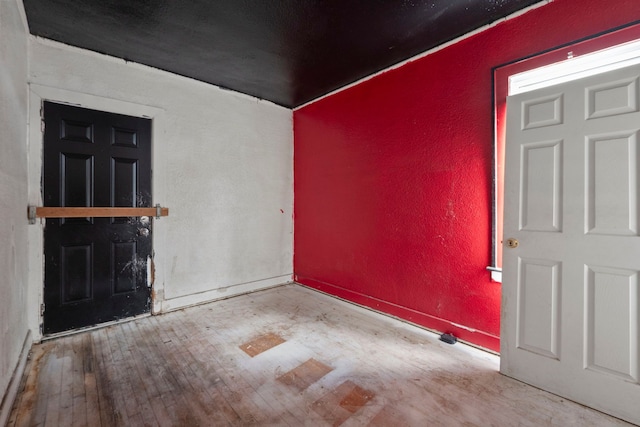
[138,228,150,237]
[506,238,519,248]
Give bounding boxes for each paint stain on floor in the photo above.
[277,358,334,391]
[239,332,285,357]
[312,380,375,426]
[368,404,412,426]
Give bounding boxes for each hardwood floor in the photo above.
[7,284,633,426]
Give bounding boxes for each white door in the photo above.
[502,63,640,425]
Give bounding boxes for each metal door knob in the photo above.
[506,238,519,248]
[138,228,150,237]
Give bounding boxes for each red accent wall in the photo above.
[293,0,640,352]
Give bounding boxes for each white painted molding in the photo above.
[160,276,293,312]
[0,330,32,427]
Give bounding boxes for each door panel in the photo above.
[61,244,92,302]
[502,64,640,424]
[586,131,639,235]
[516,258,561,359]
[43,102,152,334]
[520,140,563,231]
[585,265,638,382]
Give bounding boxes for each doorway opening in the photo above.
[490,23,640,282]
[42,102,153,334]
[494,23,640,426]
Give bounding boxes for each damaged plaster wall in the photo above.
[0,0,30,420]
[27,36,293,334]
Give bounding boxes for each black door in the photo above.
[43,102,152,334]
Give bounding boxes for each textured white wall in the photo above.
[27,37,293,336]
[0,0,30,421]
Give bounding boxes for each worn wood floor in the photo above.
[8,284,633,426]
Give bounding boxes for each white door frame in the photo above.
[26,84,166,341]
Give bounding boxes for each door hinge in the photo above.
[40,303,45,316]
[41,119,45,134]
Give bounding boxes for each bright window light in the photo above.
[510,39,640,95]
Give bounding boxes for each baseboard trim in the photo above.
[0,330,32,427]
[159,275,293,312]
[294,275,500,353]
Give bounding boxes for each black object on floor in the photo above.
[440,333,457,345]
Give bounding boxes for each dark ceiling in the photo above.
[23,0,541,108]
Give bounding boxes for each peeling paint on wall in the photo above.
[27,34,293,322]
